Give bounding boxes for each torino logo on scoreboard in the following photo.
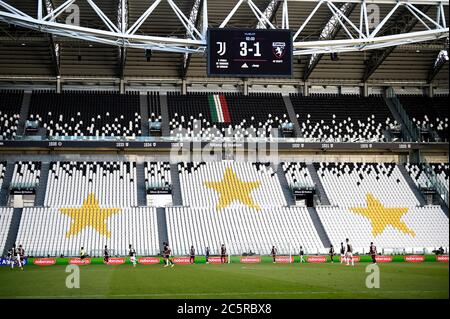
[272,42,287,59]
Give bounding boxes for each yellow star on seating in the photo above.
[350,193,415,237]
[205,167,261,211]
[60,193,121,238]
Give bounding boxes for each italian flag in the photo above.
[208,94,231,123]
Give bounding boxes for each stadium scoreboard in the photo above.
[207,28,293,77]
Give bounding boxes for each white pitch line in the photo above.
[4,290,447,299]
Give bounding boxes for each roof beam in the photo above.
[303,2,357,81]
[118,0,127,78]
[286,0,447,4]
[362,5,432,82]
[256,0,282,29]
[428,47,449,82]
[181,0,204,79]
[44,0,60,76]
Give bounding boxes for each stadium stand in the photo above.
[166,206,324,256]
[317,205,448,251]
[316,162,419,206]
[0,162,6,190]
[431,163,449,193]
[0,90,22,140]
[178,162,287,208]
[314,162,449,250]
[282,162,314,188]
[290,94,393,142]
[398,95,449,141]
[10,161,41,189]
[148,92,162,123]
[27,91,142,137]
[168,92,289,138]
[0,208,13,253]
[145,162,172,188]
[44,162,137,207]
[404,163,431,189]
[15,207,159,257]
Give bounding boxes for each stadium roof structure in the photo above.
[0,0,448,87]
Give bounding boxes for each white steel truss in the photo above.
[0,0,448,56]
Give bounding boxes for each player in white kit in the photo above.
[345,238,354,267]
[129,244,137,267]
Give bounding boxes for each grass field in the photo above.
[0,262,448,299]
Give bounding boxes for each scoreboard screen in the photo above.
[207,28,293,77]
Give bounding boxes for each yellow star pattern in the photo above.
[350,193,416,237]
[60,193,121,238]
[205,167,261,211]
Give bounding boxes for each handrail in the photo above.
[422,160,449,208]
[386,87,421,142]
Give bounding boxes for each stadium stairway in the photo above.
[398,164,427,206]
[139,93,149,136]
[34,162,49,206]
[0,162,14,206]
[440,202,449,217]
[17,91,31,136]
[307,207,331,248]
[159,94,170,137]
[2,208,23,256]
[156,207,168,253]
[307,164,331,205]
[136,163,147,206]
[170,164,183,206]
[383,95,413,141]
[275,163,296,206]
[282,95,302,137]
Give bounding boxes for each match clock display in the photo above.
[207,28,293,77]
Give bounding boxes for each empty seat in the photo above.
[28,90,142,137]
[0,90,22,140]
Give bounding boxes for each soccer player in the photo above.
[340,242,346,264]
[164,244,174,268]
[17,245,25,270]
[80,247,86,260]
[205,247,210,264]
[220,244,227,264]
[8,246,16,270]
[329,245,335,263]
[103,245,110,264]
[189,245,195,264]
[15,246,23,270]
[299,246,305,263]
[19,245,25,267]
[369,242,377,264]
[271,246,277,263]
[345,238,354,266]
[129,244,137,267]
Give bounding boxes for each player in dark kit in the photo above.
[164,243,174,268]
[190,245,195,264]
[205,247,210,264]
[345,238,354,266]
[369,242,377,264]
[271,246,277,263]
[103,245,110,263]
[221,244,227,264]
[329,245,335,263]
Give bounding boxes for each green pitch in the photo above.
[0,262,448,299]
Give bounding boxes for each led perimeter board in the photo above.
[207,28,293,77]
